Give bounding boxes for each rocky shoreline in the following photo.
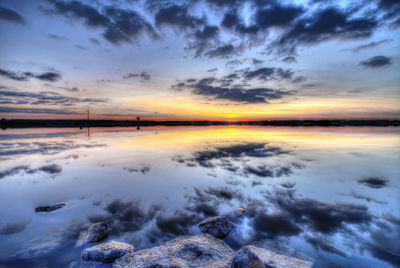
[80,213,313,267]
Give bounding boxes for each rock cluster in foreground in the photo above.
[80,215,313,267]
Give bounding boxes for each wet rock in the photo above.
[230,245,313,268]
[113,234,234,268]
[86,222,111,243]
[82,241,134,263]
[35,203,66,212]
[197,216,236,239]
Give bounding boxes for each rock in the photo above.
[113,234,234,268]
[86,222,111,243]
[81,241,134,263]
[230,245,313,268]
[197,216,236,239]
[35,203,66,212]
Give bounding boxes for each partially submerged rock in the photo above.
[197,216,236,239]
[82,241,133,263]
[35,203,66,212]
[230,245,313,268]
[113,234,234,268]
[86,222,111,243]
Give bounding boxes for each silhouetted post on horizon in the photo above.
[137,116,140,130]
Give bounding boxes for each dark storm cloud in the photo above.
[174,76,292,104]
[243,67,305,83]
[255,4,303,28]
[275,7,377,54]
[47,33,69,41]
[123,72,151,80]
[350,39,392,53]
[222,11,259,35]
[155,4,204,30]
[0,90,106,106]
[0,164,62,179]
[357,177,388,188]
[194,85,290,104]
[155,211,199,236]
[87,199,162,235]
[0,6,26,24]
[173,142,302,179]
[0,220,31,235]
[46,0,157,45]
[103,7,158,45]
[0,68,61,82]
[264,189,373,234]
[366,217,400,266]
[359,56,393,68]
[194,25,219,40]
[174,142,288,168]
[253,213,302,237]
[377,0,400,26]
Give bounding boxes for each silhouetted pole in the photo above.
[137,116,140,130]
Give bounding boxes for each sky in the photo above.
[0,0,399,121]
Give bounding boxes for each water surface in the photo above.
[0,126,399,267]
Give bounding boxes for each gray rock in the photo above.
[113,234,234,268]
[35,203,66,212]
[86,222,111,243]
[197,216,236,239]
[82,241,134,263]
[230,245,313,268]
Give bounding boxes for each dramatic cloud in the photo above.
[0,164,62,179]
[256,4,303,28]
[0,140,105,159]
[357,177,388,188]
[88,199,161,235]
[264,189,372,234]
[275,7,377,54]
[222,11,259,35]
[173,142,303,178]
[0,90,106,106]
[155,5,204,30]
[0,68,61,82]
[359,56,393,68]
[204,44,240,58]
[173,76,292,104]
[47,0,157,45]
[243,67,304,82]
[0,6,26,24]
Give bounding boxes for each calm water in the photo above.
[0,126,399,267]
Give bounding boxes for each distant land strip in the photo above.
[1,119,399,128]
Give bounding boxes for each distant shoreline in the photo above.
[1,119,399,128]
